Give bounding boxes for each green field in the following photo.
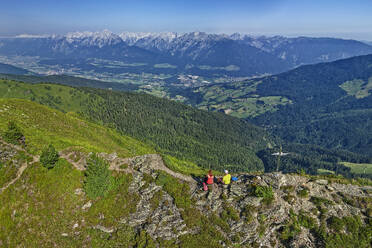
[198,64,240,71]
[194,79,292,118]
[340,162,372,175]
[317,169,335,175]
[339,77,372,99]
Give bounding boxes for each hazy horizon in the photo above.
[1,0,372,40]
[1,30,371,43]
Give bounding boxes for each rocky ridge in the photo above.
[1,142,371,247]
[62,149,372,247]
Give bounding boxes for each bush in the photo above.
[221,204,240,222]
[40,144,59,169]
[298,187,309,198]
[3,121,23,145]
[253,185,274,204]
[327,216,344,232]
[84,154,115,199]
[298,210,316,229]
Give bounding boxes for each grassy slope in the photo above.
[0,98,154,157]
[0,158,141,247]
[0,99,221,247]
[340,162,372,175]
[0,99,153,246]
[0,79,99,113]
[0,73,139,92]
[0,79,271,173]
[193,79,292,118]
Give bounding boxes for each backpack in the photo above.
[203,182,208,191]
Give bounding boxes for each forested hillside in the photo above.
[185,54,372,158]
[0,73,139,92]
[0,79,272,172]
[1,99,370,248]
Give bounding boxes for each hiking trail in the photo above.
[0,139,39,193]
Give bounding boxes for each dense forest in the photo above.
[0,79,272,172]
[78,87,270,172]
[182,54,372,158]
[258,143,372,180]
[251,55,372,156]
[0,73,139,92]
[1,78,372,179]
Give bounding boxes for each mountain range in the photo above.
[1,31,372,77]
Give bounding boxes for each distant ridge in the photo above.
[0,73,139,92]
[1,31,372,77]
[0,63,33,75]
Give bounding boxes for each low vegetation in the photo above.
[253,185,274,204]
[40,144,59,169]
[84,154,115,199]
[3,121,23,145]
[0,98,154,157]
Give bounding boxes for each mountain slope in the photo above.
[0,79,273,172]
[0,73,139,91]
[0,98,154,157]
[0,122,371,247]
[0,62,32,75]
[185,54,372,156]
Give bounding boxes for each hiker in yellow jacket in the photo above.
[222,170,231,185]
[222,170,231,195]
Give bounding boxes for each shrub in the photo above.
[298,210,316,229]
[134,230,156,248]
[84,154,115,199]
[310,196,333,206]
[327,216,344,232]
[280,185,295,193]
[298,187,309,198]
[3,121,23,145]
[221,204,240,222]
[40,144,59,169]
[254,185,274,204]
[241,204,256,223]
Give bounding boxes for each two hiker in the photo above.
[203,169,231,192]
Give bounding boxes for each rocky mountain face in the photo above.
[0,30,156,61]
[119,155,372,247]
[119,31,372,67]
[1,31,372,77]
[1,134,372,247]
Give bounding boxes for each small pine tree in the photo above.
[84,153,114,199]
[40,144,59,169]
[3,121,24,145]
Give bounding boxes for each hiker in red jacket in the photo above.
[205,170,214,191]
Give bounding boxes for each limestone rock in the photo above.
[81,201,92,210]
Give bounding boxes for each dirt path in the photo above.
[59,150,195,184]
[0,155,39,193]
[110,154,195,184]
[0,139,39,193]
[58,151,86,171]
[1,140,196,194]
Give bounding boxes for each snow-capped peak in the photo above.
[65,30,122,47]
[120,32,179,45]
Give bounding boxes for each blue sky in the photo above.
[1,0,372,40]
